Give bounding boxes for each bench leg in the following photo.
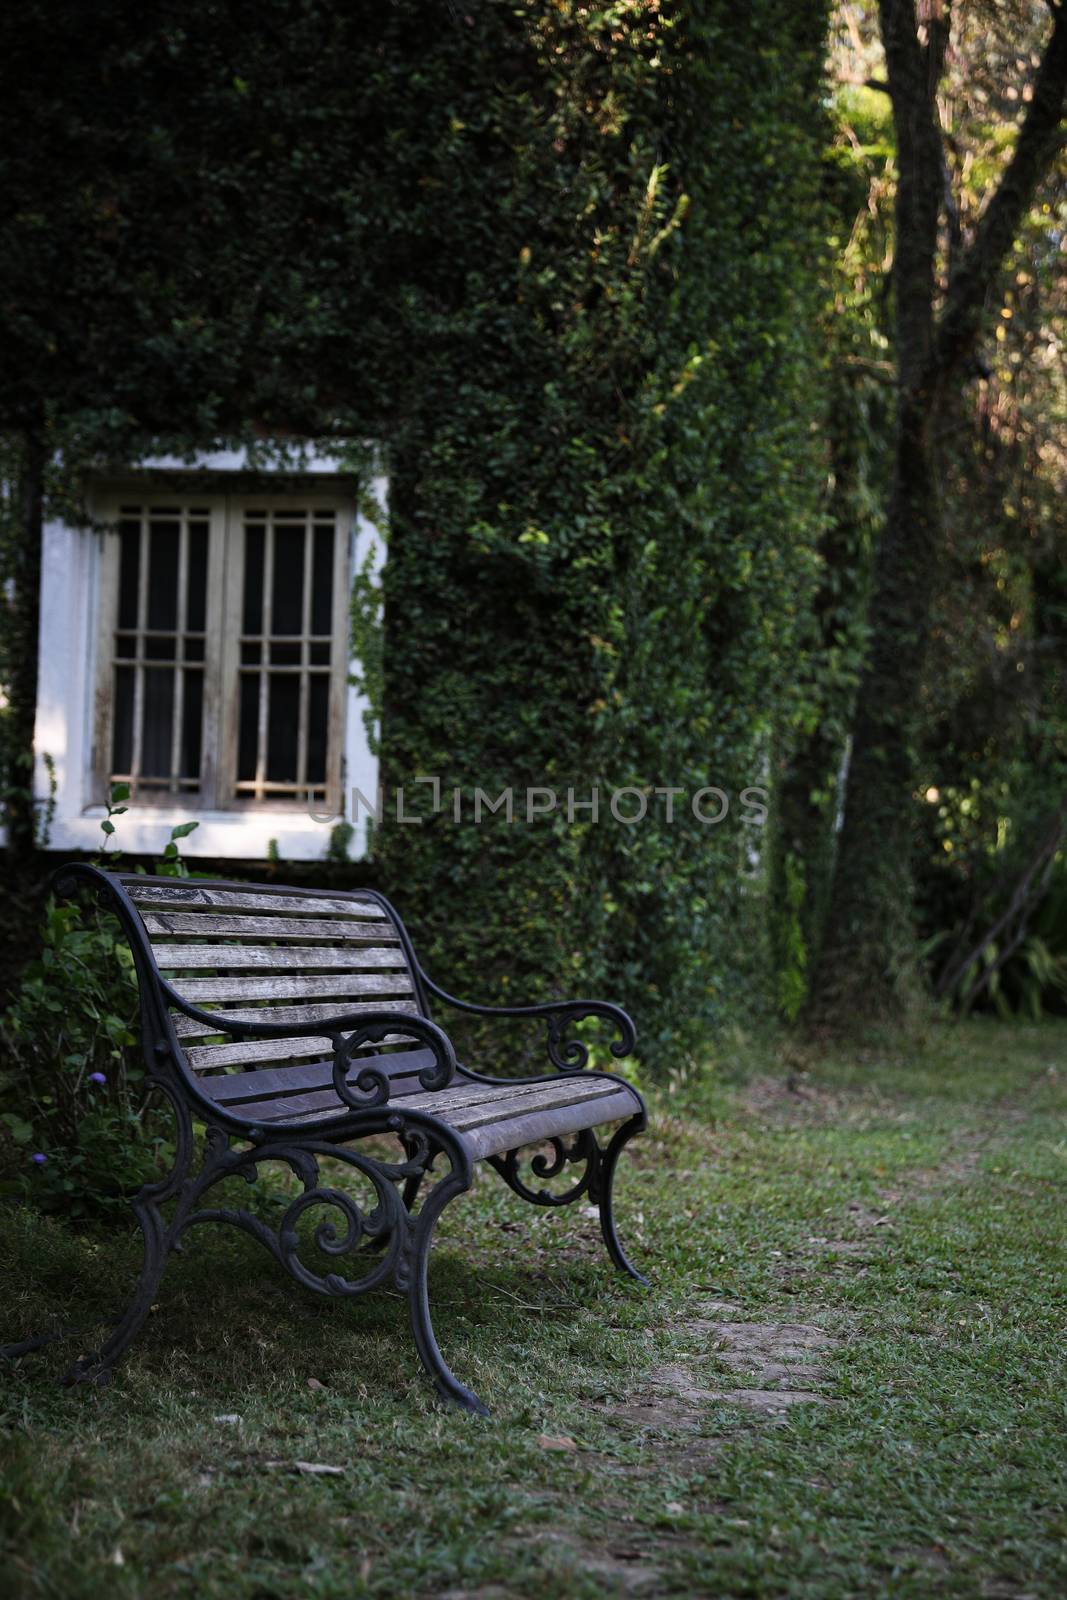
[591,1116,649,1287]
[62,1193,170,1386]
[404,1170,488,1417]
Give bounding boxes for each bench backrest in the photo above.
[113,874,434,1124]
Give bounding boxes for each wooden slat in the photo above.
[152,945,409,970]
[404,1078,618,1129]
[208,1048,433,1107]
[171,972,414,1003]
[212,1069,629,1142]
[142,913,396,942]
[243,1077,635,1140]
[123,882,387,918]
[173,998,419,1039]
[184,1021,416,1072]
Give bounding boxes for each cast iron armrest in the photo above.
[160,982,457,1111]
[417,969,636,1072]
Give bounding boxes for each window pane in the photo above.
[146,519,179,631]
[118,520,140,630]
[308,675,329,786]
[311,523,335,634]
[243,524,264,634]
[112,665,134,774]
[266,674,299,781]
[145,636,176,661]
[141,668,174,777]
[187,521,208,633]
[272,526,305,635]
[238,674,259,782]
[182,670,203,780]
[269,641,300,665]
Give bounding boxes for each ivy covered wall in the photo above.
[0,1,831,1063]
[368,4,830,1061]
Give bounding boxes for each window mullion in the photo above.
[200,500,229,811]
[256,515,274,804]
[130,513,149,794]
[297,517,313,795]
[328,510,351,817]
[170,511,189,795]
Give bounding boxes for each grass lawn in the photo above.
[2,1018,1065,1598]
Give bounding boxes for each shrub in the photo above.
[0,799,199,1215]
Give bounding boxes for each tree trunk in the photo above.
[809,393,942,1020]
[808,0,1067,1029]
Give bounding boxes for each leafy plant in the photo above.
[0,792,200,1214]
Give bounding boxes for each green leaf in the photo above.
[169,821,199,840]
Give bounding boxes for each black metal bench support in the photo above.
[59,1085,486,1410]
[486,1114,647,1286]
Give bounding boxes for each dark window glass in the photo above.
[269,641,301,665]
[237,674,259,781]
[185,637,205,662]
[182,670,203,780]
[311,524,334,634]
[243,524,264,634]
[272,526,305,635]
[146,520,179,631]
[145,636,175,661]
[117,521,140,630]
[141,668,174,777]
[112,666,134,774]
[309,641,330,665]
[266,675,299,781]
[187,522,208,632]
[307,676,329,786]
[240,641,261,664]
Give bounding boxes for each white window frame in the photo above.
[33,446,383,860]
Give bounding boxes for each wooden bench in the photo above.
[48,865,647,1413]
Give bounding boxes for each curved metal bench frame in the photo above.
[28,865,647,1414]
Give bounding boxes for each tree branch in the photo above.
[933,0,1067,379]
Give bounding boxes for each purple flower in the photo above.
[89,1072,107,1085]
[32,1152,48,1165]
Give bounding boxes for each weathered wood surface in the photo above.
[245,1073,638,1157]
[124,882,387,918]
[153,945,408,970]
[142,912,396,942]
[406,1076,621,1128]
[185,1026,415,1072]
[209,1048,435,1107]
[172,972,414,1003]
[173,998,419,1040]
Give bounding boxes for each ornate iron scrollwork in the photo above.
[330,1024,396,1110]
[545,1004,636,1073]
[182,1125,440,1295]
[488,1129,599,1207]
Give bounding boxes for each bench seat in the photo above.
[222,1059,642,1159]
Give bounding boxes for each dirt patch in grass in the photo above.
[606,1307,841,1438]
[520,1529,665,1594]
